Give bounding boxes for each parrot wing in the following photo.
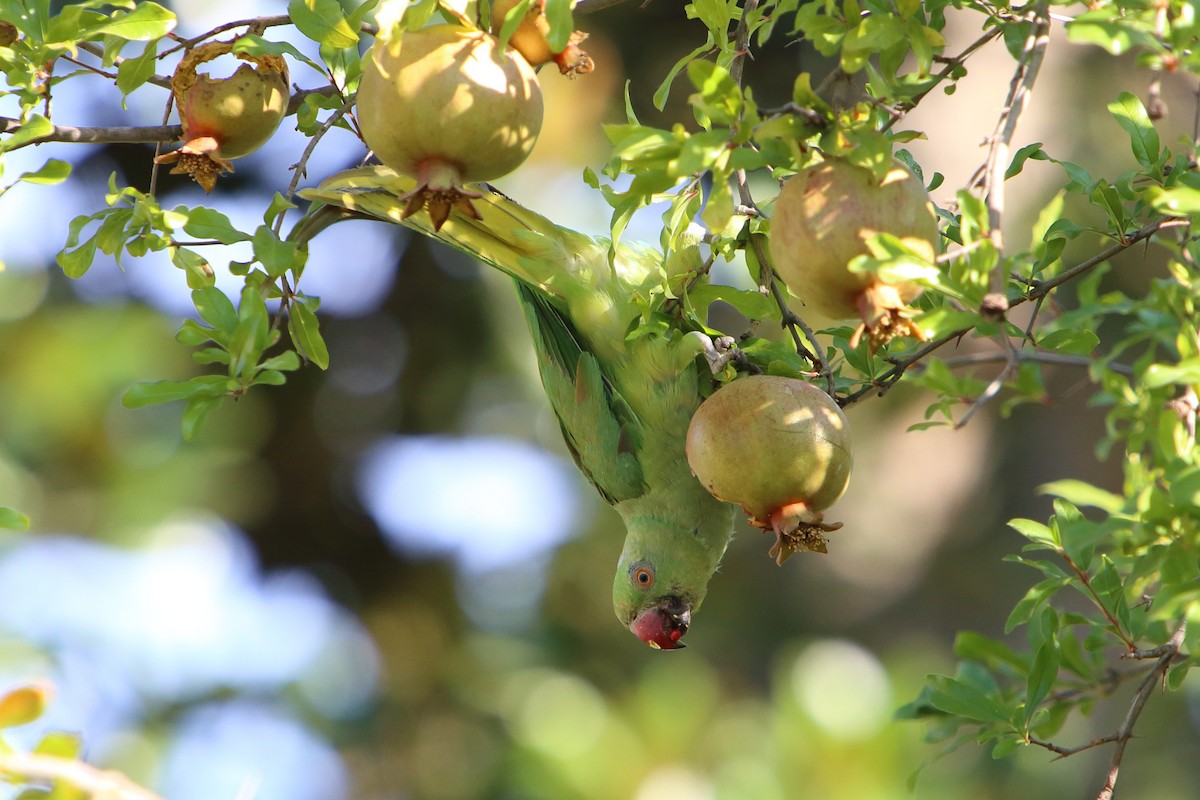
[516,284,645,504]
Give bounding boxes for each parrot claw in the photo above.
[689,332,741,376]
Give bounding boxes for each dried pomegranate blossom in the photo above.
[155,40,289,192]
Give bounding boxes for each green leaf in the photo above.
[0,114,53,153]
[192,287,239,335]
[1067,11,1157,56]
[954,632,1024,672]
[15,159,71,186]
[232,34,324,74]
[1039,480,1124,514]
[32,731,82,758]
[686,282,777,320]
[653,40,714,111]
[687,60,741,126]
[1037,329,1099,356]
[1144,360,1200,388]
[1107,91,1160,168]
[1006,142,1047,179]
[56,234,99,279]
[1024,640,1060,726]
[116,39,158,96]
[182,207,253,245]
[0,507,30,531]
[229,286,272,376]
[259,350,302,372]
[1006,577,1071,633]
[1091,555,1131,632]
[288,298,329,369]
[543,0,573,52]
[991,736,1021,759]
[288,0,359,49]
[88,2,176,41]
[181,394,222,440]
[926,675,1008,724]
[253,226,300,278]
[1008,518,1060,549]
[122,375,228,408]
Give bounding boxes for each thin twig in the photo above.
[1030,733,1121,759]
[933,350,1133,376]
[160,14,292,57]
[75,41,173,90]
[1095,621,1186,800]
[1017,218,1187,306]
[575,0,640,13]
[1062,553,1137,651]
[724,0,829,384]
[838,328,971,407]
[0,752,164,800]
[982,2,1050,296]
[954,331,1018,428]
[275,93,356,235]
[882,28,1004,130]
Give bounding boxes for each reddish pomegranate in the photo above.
[686,375,852,564]
[769,159,938,352]
[356,25,544,230]
[491,0,594,76]
[155,41,289,192]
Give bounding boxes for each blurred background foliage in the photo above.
[2,0,1200,798]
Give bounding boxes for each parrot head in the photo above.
[612,508,731,650]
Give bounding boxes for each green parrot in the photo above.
[296,165,738,649]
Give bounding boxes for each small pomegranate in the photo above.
[686,375,852,564]
[769,159,938,352]
[155,40,289,192]
[491,0,594,76]
[356,25,544,230]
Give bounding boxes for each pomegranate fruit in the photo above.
[686,375,852,564]
[491,0,594,76]
[155,40,289,192]
[769,158,938,352]
[356,25,544,230]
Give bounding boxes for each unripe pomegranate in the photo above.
[686,375,852,564]
[356,25,544,230]
[491,0,594,76]
[154,41,289,192]
[769,159,938,352]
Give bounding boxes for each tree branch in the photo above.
[1095,621,1186,800]
[0,752,164,800]
[838,328,971,407]
[1015,217,1187,306]
[575,0,640,13]
[982,2,1050,297]
[933,350,1132,375]
[1,117,182,146]
[724,0,829,385]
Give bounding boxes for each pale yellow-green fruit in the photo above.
[685,375,852,564]
[155,41,289,192]
[356,25,544,228]
[769,159,938,350]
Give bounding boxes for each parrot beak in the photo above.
[630,596,691,650]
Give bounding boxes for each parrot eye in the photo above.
[630,561,655,589]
